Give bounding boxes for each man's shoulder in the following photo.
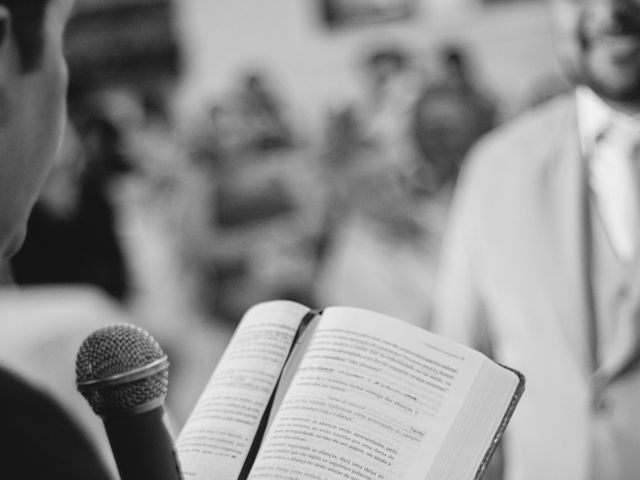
[469,93,576,173]
[451,93,577,213]
[0,366,113,479]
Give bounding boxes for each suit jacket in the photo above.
[0,365,113,479]
[432,93,640,480]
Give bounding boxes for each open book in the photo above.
[177,301,524,480]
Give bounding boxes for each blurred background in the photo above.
[0,0,570,473]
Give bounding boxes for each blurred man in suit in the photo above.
[0,0,112,477]
[433,0,640,479]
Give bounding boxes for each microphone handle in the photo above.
[103,406,183,480]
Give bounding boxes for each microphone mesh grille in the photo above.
[76,324,169,415]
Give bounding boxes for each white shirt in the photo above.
[577,87,640,261]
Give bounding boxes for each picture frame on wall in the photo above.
[320,0,419,29]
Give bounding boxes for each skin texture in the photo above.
[550,0,640,112]
[0,0,74,259]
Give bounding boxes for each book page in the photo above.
[247,306,484,480]
[177,300,310,480]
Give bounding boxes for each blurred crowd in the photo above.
[1,40,555,436]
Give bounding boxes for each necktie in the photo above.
[590,122,640,262]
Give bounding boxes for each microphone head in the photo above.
[76,324,169,416]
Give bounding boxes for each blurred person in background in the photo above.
[0,0,115,477]
[432,43,499,139]
[188,99,249,167]
[356,44,423,169]
[362,44,415,112]
[315,44,424,242]
[412,43,501,191]
[314,46,497,324]
[238,70,294,151]
[178,98,250,323]
[180,90,323,326]
[432,0,640,479]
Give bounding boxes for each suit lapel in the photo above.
[553,95,640,382]
[544,97,598,376]
[597,254,640,380]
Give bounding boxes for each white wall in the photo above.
[174,0,561,129]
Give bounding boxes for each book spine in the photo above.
[474,368,525,480]
[237,309,320,480]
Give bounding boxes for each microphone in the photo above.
[75,324,183,480]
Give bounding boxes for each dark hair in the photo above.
[440,44,468,71]
[365,46,408,72]
[1,0,51,71]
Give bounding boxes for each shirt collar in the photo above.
[577,86,640,155]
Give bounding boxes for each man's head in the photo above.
[550,0,640,110]
[363,46,409,92]
[0,0,74,259]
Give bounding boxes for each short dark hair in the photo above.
[1,0,51,71]
[440,44,468,71]
[365,46,408,72]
